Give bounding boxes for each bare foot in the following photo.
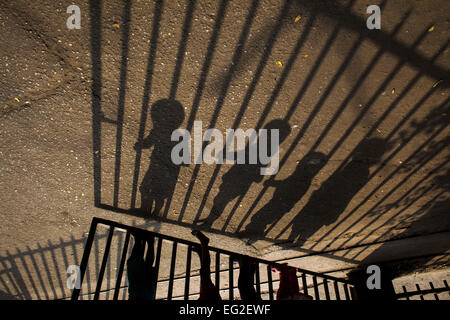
[191,230,210,246]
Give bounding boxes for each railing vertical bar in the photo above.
[36,244,57,299]
[122,286,127,300]
[324,279,330,300]
[59,239,73,299]
[429,282,439,300]
[113,231,130,300]
[69,235,83,299]
[334,280,341,300]
[215,252,220,289]
[301,273,308,295]
[93,225,115,300]
[0,259,18,298]
[15,248,41,299]
[152,237,163,298]
[71,220,98,300]
[416,284,424,300]
[105,235,112,300]
[344,283,351,300]
[113,231,123,299]
[267,265,274,300]
[29,247,50,299]
[402,286,409,300]
[313,276,320,300]
[154,238,163,275]
[184,246,192,300]
[229,256,234,300]
[92,235,100,299]
[255,262,261,297]
[167,241,178,300]
[444,280,449,299]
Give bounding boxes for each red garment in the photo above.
[277,266,313,300]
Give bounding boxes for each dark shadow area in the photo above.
[89,0,103,207]
[292,0,449,86]
[302,90,449,252]
[193,0,365,229]
[336,115,449,254]
[313,100,449,252]
[234,0,387,232]
[353,190,449,282]
[195,119,291,228]
[130,0,163,209]
[240,151,327,241]
[164,0,232,221]
[240,11,443,240]
[113,0,132,208]
[134,99,185,216]
[177,0,270,222]
[88,0,449,263]
[0,235,95,300]
[277,101,448,261]
[160,0,197,218]
[0,220,160,300]
[287,138,391,245]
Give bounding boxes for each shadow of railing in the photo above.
[0,217,355,300]
[0,219,160,300]
[89,0,449,262]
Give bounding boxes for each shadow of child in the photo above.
[135,99,185,217]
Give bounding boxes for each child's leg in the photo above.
[145,236,155,266]
[238,255,260,301]
[192,230,221,301]
[139,191,153,213]
[127,235,147,300]
[153,198,164,215]
[192,230,211,277]
[144,235,157,300]
[129,236,145,261]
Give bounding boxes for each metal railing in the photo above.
[71,217,355,300]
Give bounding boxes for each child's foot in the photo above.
[191,230,210,246]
